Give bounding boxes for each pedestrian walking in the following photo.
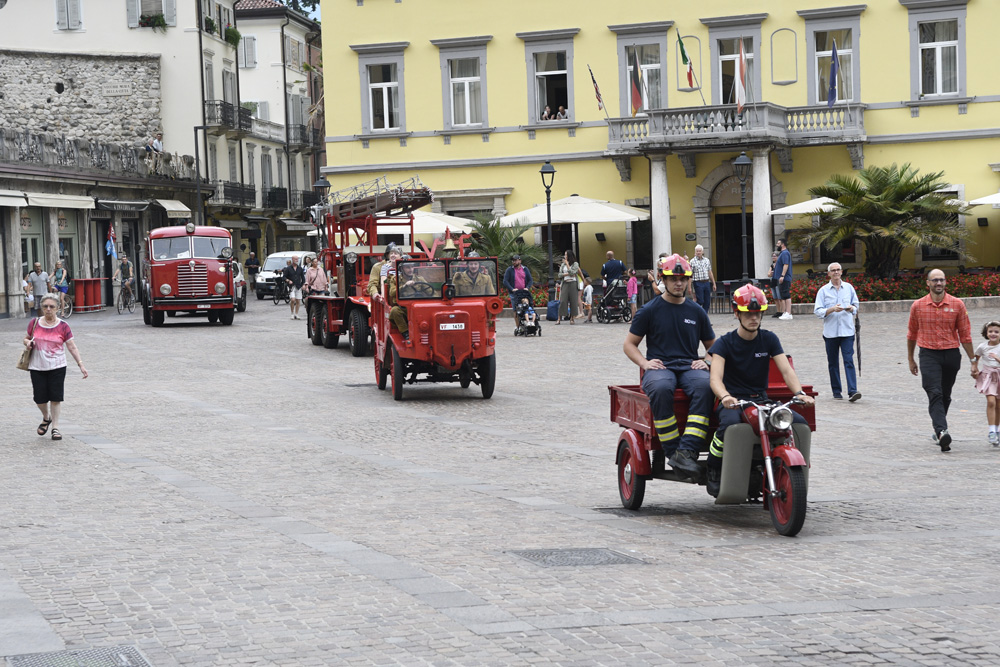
[813,262,861,401]
[688,244,717,312]
[245,252,260,288]
[626,268,639,319]
[972,320,1000,446]
[22,294,88,441]
[774,239,793,320]
[767,251,780,318]
[25,262,49,314]
[283,255,306,319]
[556,250,581,324]
[601,251,625,296]
[906,269,977,452]
[581,277,594,322]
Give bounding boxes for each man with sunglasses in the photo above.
[907,269,977,452]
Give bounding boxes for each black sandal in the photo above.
[50,429,62,441]
[37,419,52,436]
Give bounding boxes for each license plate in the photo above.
[439,322,465,330]
[197,304,211,309]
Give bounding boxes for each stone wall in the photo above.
[0,50,161,145]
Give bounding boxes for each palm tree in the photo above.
[466,213,546,282]
[797,163,971,279]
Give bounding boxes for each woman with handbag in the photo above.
[21,294,88,441]
[556,250,581,324]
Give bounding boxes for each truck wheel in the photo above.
[376,349,389,390]
[349,309,369,357]
[478,355,496,399]
[321,310,339,349]
[310,305,323,345]
[207,311,219,323]
[391,344,404,400]
[143,302,151,325]
[219,308,234,326]
[617,439,646,510]
[151,310,164,327]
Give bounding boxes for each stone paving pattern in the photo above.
[2,301,1000,665]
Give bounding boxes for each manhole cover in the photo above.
[509,548,645,567]
[6,645,152,667]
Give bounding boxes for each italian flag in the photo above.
[678,35,694,88]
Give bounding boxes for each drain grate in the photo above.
[509,548,645,567]
[6,645,153,667]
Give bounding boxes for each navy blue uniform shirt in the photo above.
[629,297,714,370]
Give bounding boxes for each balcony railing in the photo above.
[291,190,319,209]
[606,102,866,152]
[263,186,288,209]
[204,101,253,135]
[213,181,256,207]
[288,124,308,150]
[310,127,322,148]
[250,117,284,142]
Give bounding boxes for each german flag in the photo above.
[629,48,643,117]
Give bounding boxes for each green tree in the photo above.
[466,214,546,283]
[798,163,972,279]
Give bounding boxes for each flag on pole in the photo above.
[629,48,643,117]
[106,223,118,259]
[735,38,747,114]
[678,35,695,88]
[588,65,604,111]
[827,39,840,108]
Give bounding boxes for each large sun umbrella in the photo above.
[769,197,838,216]
[969,192,1000,206]
[498,195,650,226]
[409,209,475,235]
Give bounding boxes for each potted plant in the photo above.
[139,13,167,32]
[225,25,241,48]
[204,15,216,34]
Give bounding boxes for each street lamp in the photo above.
[311,176,332,250]
[732,151,753,282]
[312,176,332,200]
[539,161,557,302]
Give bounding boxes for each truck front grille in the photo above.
[177,264,208,297]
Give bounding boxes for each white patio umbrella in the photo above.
[769,196,838,216]
[497,194,650,226]
[969,192,1000,206]
[409,209,475,235]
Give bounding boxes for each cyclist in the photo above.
[113,255,135,304]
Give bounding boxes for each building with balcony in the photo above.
[319,0,999,281]
[235,0,323,255]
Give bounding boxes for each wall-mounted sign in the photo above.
[685,233,697,241]
[711,175,755,207]
[101,82,133,97]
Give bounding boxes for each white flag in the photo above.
[736,38,747,114]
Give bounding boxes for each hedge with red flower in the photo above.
[500,285,550,308]
[789,272,1000,304]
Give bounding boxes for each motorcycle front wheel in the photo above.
[769,459,807,537]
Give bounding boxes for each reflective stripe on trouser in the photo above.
[640,366,713,453]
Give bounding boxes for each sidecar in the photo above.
[609,358,817,511]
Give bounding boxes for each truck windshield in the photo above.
[396,260,446,300]
[151,237,190,259]
[193,236,231,258]
[450,258,498,296]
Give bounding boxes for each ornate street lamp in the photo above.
[312,176,332,200]
[539,161,557,302]
[311,176,332,250]
[732,151,753,282]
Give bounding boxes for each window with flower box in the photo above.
[126,0,176,29]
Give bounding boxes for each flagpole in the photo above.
[689,64,708,107]
[587,63,611,122]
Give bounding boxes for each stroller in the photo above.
[512,289,541,336]
[596,278,631,323]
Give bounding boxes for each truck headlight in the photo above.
[159,284,172,295]
[769,406,794,431]
[214,282,226,294]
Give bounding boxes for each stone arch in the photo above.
[690,154,787,262]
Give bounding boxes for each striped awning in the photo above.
[25,193,96,209]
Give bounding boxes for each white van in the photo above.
[255,250,316,299]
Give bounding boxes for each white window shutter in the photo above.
[126,0,139,28]
[68,0,82,28]
[258,100,269,121]
[56,0,69,29]
[228,145,237,182]
[163,0,176,26]
[247,36,257,67]
[238,38,246,67]
[300,95,310,125]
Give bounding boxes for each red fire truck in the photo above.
[141,223,237,327]
[306,177,434,356]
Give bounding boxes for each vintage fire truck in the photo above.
[141,223,237,327]
[306,177,435,356]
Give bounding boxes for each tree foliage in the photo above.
[466,214,546,281]
[275,0,319,16]
[796,163,972,279]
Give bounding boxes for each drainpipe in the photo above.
[306,29,320,188]
[233,0,246,195]
[196,0,208,223]
[280,14,291,211]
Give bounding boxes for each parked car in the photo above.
[255,251,316,300]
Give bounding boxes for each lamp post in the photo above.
[312,176,332,250]
[539,161,557,302]
[732,151,753,282]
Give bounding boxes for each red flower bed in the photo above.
[500,285,549,308]
[789,272,1000,303]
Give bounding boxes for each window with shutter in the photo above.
[290,157,297,193]
[228,145,238,183]
[277,155,283,188]
[204,61,215,100]
[56,0,83,30]
[247,146,255,186]
[208,143,218,183]
[258,100,269,121]
[222,70,235,105]
[126,0,139,27]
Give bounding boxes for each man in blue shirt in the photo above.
[814,262,861,401]
[773,238,793,320]
[623,254,715,479]
[601,251,625,295]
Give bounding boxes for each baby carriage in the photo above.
[512,289,541,336]
[596,278,631,323]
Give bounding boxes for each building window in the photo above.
[277,154,283,188]
[517,29,578,125]
[816,30,853,103]
[919,20,958,96]
[450,58,482,126]
[718,37,753,105]
[228,144,238,182]
[625,45,662,113]
[126,0,176,28]
[238,35,258,68]
[351,42,409,136]
[921,243,959,261]
[208,143,218,183]
[55,0,82,30]
[261,152,272,191]
[246,145,255,187]
[368,64,399,131]
[432,36,491,132]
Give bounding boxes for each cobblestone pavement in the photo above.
[2,300,999,666]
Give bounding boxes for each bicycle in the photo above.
[57,292,74,319]
[117,280,136,314]
[272,278,290,305]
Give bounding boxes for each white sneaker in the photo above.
[291,315,296,320]
[989,431,999,447]
[779,312,793,320]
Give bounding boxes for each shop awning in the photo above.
[280,218,316,231]
[97,199,151,212]
[219,220,249,229]
[25,193,96,209]
[154,199,192,218]
[0,189,27,208]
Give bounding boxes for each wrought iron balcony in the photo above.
[606,103,866,153]
[263,186,288,209]
[291,190,320,209]
[213,181,256,208]
[288,124,308,151]
[204,101,253,137]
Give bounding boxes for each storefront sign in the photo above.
[711,175,755,208]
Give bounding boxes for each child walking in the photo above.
[626,268,638,319]
[581,277,594,322]
[973,320,1000,446]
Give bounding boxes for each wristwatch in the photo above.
[794,390,806,396]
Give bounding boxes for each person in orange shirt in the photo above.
[906,268,978,452]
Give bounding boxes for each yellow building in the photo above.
[319,0,999,281]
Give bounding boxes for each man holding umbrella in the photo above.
[814,262,861,401]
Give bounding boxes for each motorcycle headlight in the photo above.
[769,406,794,431]
[214,282,226,294]
[159,283,172,295]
